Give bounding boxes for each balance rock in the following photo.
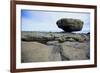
[56,18,84,32]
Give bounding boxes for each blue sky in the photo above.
[21,10,90,33]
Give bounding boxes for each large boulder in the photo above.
[60,45,88,60]
[61,41,90,59]
[21,32,55,44]
[21,42,53,62]
[21,41,62,63]
[56,18,84,32]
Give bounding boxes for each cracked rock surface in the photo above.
[21,31,90,63]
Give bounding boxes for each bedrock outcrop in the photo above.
[21,32,90,62]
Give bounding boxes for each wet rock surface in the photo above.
[21,31,90,62]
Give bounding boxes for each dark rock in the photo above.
[87,32,90,35]
[46,41,58,45]
[56,18,84,32]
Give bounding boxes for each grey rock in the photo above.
[21,41,62,62]
[56,18,84,32]
[61,41,90,56]
[61,45,88,60]
[22,31,88,43]
[21,42,53,62]
[66,38,76,42]
[21,31,90,62]
[21,32,55,44]
[50,44,62,61]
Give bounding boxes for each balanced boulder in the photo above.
[56,18,84,32]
